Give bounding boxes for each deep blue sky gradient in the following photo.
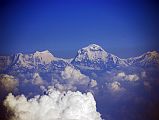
[0,0,159,58]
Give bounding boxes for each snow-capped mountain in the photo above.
[7,50,55,71]
[0,44,159,120]
[0,50,71,74]
[71,44,128,70]
[13,50,54,66]
[0,44,159,73]
[74,44,108,62]
[33,50,55,64]
[127,51,159,68]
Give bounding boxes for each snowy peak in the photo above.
[33,50,54,64]
[75,44,108,62]
[144,51,159,59]
[72,44,128,70]
[131,51,159,61]
[128,51,159,67]
[141,51,159,63]
[83,44,105,52]
[12,53,34,68]
[34,50,51,54]
[11,50,55,68]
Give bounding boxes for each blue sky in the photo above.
[0,0,158,58]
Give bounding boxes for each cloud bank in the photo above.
[4,89,102,120]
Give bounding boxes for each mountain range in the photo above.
[0,44,159,120]
[0,44,159,73]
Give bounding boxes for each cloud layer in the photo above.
[4,89,102,120]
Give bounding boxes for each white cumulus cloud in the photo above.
[117,72,139,81]
[89,80,97,88]
[125,74,139,81]
[32,73,44,85]
[0,74,18,92]
[117,72,126,78]
[4,89,102,120]
[61,66,91,85]
[106,81,124,92]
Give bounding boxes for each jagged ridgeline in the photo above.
[1,44,159,71]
